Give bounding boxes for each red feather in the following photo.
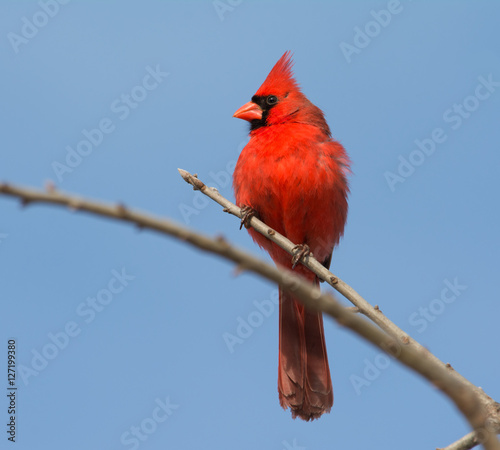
[233,52,350,420]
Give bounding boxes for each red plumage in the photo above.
[232,52,350,420]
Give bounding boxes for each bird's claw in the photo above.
[291,244,312,269]
[240,205,258,230]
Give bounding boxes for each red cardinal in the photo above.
[232,52,350,420]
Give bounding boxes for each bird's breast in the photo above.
[233,125,348,245]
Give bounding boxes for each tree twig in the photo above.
[0,179,499,449]
[439,431,481,450]
[176,168,500,450]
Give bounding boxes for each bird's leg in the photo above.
[240,205,259,230]
[291,244,312,269]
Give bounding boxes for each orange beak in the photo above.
[233,101,262,122]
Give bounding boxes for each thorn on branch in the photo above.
[232,264,245,276]
[335,315,348,327]
[330,276,338,285]
[215,234,229,247]
[44,180,56,193]
[432,379,445,391]
[116,203,128,217]
[384,340,400,357]
[267,229,275,236]
[67,200,82,211]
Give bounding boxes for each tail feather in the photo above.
[278,279,333,420]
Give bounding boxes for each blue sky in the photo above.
[1,1,499,449]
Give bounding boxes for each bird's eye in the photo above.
[266,95,278,106]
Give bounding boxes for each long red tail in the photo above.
[278,278,333,420]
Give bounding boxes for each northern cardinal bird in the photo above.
[232,52,350,420]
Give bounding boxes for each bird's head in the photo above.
[233,51,330,135]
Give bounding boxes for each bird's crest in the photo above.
[255,51,301,96]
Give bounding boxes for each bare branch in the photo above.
[439,431,481,450]
[1,179,499,449]
[178,170,404,331]
[177,169,500,450]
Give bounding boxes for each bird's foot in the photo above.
[291,244,312,269]
[240,205,259,230]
